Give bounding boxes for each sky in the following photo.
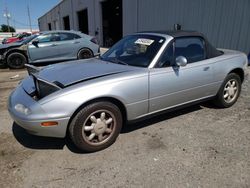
[0,0,60,30]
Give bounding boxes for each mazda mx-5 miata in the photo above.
[8,31,249,152]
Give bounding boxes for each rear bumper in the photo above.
[8,85,70,138]
[244,62,249,80]
[245,70,249,81]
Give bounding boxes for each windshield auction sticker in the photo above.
[135,38,154,46]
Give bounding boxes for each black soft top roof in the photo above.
[138,30,204,38]
[138,30,222,58]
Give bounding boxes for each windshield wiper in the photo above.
[108,58,128,66]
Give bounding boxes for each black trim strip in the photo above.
[64,71,128,88]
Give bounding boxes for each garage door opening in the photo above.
[48,23,51,30]
[78,9,89,34]
[102,0,122,47]
[63,16,70,30]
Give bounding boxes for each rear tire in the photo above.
[7,52,27,69]
[69,101,122,152]
[77,48,93,59]
[213,73,241,108]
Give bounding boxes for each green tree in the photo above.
[0,24,15,32]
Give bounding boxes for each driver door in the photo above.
[28,33,60,62]
[149,37,214,112]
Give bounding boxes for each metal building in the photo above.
[38,0,250,53]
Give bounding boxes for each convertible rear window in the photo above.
[175,37,205,63]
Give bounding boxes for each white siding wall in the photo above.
[59,0,73,29]
[38,0,106,45]
[123,0,250,53]
[38,0,250,52]
[123,0,138,36]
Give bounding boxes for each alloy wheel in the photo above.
[82,110,116,146]
[223,79,239,103]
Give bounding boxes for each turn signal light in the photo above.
[41,122,58,127]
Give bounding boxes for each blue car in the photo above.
[28,30,100,64]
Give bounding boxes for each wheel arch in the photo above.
[229,68,244,83]
[67,97,127,132]
[5,49,28,61]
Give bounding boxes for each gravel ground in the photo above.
[0,66,249,188]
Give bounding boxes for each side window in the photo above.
[50,33,61,42]
[59,33,81,41]
[157,43,174,68]
[37,34,53,43]
[175,37,205,63]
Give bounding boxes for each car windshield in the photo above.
[101,35,165,67]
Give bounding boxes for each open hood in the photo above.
[0,42,22,50]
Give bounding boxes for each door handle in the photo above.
[203,66,210,71]
[73,41,80,44]
[50,44,57,47]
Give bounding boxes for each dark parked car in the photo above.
[0,34,39,69]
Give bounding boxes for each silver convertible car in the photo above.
[8,31,248,152]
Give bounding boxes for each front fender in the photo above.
[39,74,149,121]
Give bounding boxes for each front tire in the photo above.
[7,52,27,69]
[69,102,122,152]
[214,73,241,108]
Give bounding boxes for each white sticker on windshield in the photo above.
[135,38,154,46]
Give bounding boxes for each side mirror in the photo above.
[32,39,39,47]
[175,56,187,67]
